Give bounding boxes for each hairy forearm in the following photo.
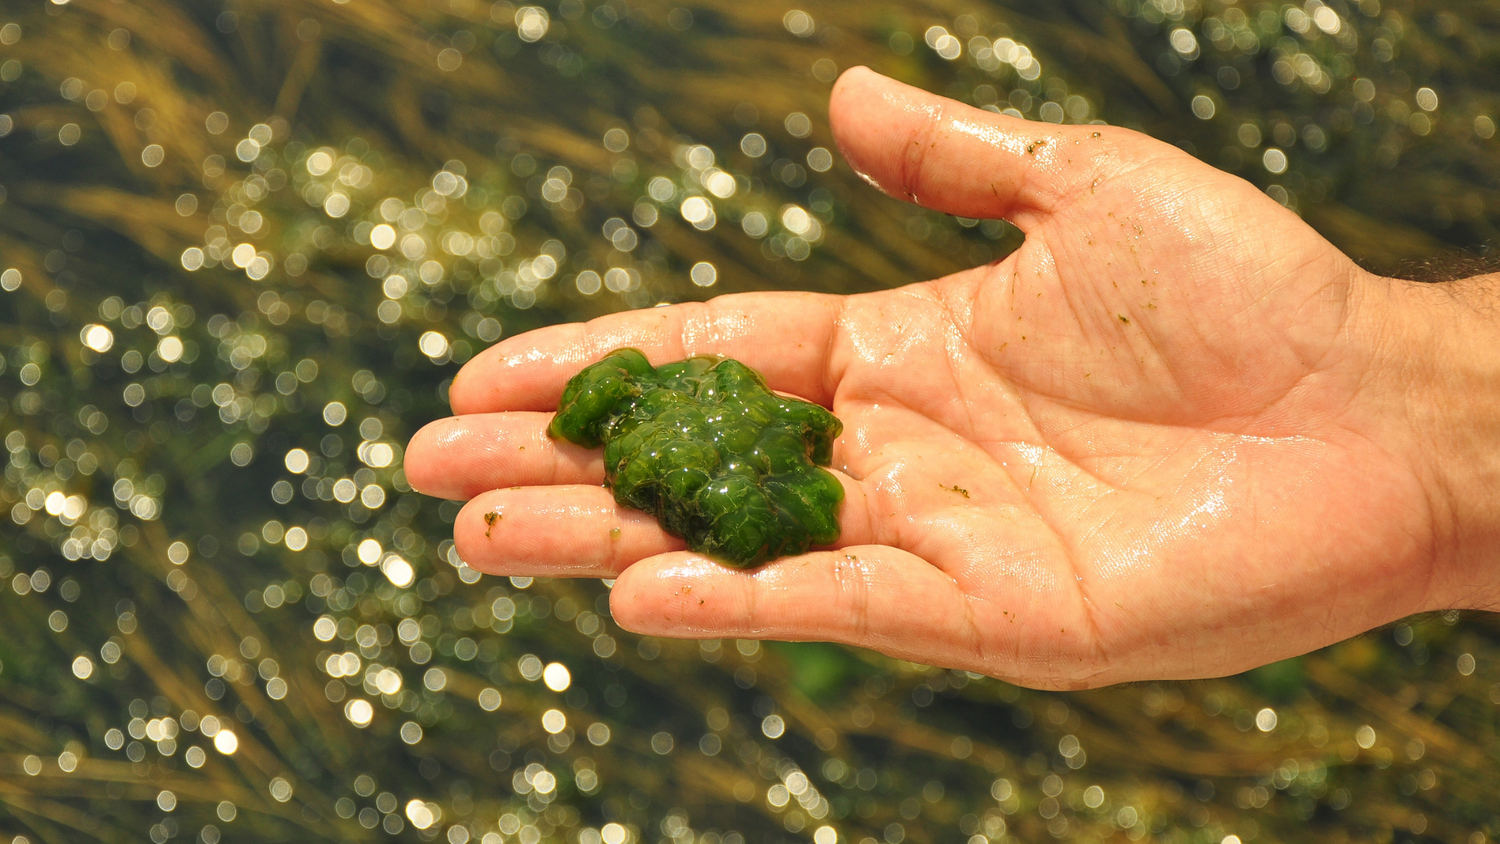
[1378,272,1500,610]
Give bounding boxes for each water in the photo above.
[0,1,1497,842]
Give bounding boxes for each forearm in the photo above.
[1378,273,1500,610]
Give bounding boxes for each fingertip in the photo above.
[829,68,959,207]
[609,553,739,636]
[401,417,450,497]
[447,351,494,415]
[830,67,876,171]
[452,495,495,562]
[605,598,657,639]
[450,334,543,414]
[605,568,651,634]
[830,65,878,105]
[455,486,686,577]
[450,325,586,414]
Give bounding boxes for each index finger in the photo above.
[449,291,844,415]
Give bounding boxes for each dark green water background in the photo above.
[0,1,1497,842]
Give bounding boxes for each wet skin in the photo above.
[406,68,1500,688]
[547,348,844,568]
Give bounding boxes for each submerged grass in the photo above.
[0,1,1497,842]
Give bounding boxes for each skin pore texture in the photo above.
[405,67,1500,690]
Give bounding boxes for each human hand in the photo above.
[405,67,1499,688]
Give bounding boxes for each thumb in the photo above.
[829,66,1126,228]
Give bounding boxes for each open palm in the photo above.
[407,68,1449,687]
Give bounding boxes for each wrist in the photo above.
[1373,273,1500,611]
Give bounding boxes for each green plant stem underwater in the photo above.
[0,1,1498,843]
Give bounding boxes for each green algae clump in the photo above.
[547,349,844,568]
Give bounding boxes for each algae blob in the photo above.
[548,349,844,567]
